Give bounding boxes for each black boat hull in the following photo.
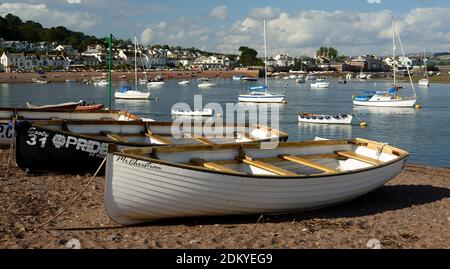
[15,122,144,175]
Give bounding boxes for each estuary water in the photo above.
[0,78,449,167]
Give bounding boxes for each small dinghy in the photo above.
[198,82,215,88]
[171,108,213,116]
[298,113,353,125]
[25,101,80,110]
[105,138,409,224]
[178,80,190,85]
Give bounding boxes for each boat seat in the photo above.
[336,151,382,166]
[280,155,339,173]
[193,137,216,145]
[190,158,244,175]
[238,155,298,176]
[101,131,127,142]
[145,133,172,144]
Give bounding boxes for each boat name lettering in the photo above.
[51,134,108,157]
[0,124,13,139]
[26,127,49,148]
[116,156,161,171]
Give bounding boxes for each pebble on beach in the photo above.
[366,239,382,249]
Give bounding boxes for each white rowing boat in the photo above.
[105,138,409,224]
[298,113,353,125]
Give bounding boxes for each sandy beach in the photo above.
[0,149,449,249]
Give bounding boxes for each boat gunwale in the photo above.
[110,138,409,179]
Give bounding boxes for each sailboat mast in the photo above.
[424,48,428,77]
[264,19,268,87]
[134,36,138,90]
[392,17,396,86]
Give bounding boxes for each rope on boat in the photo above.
[352,113,368,127]
[27,156,107,231]
[2,116,16,180]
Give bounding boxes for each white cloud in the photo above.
[139,19,211,48]
[248,6,281,20]
[67,0,81,4]
[140,28,155,44]
[0,2,99,31]
[208,5,228,20]
[367,0,382,4]
[216,7,450,56]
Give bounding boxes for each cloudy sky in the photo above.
[1,0,450,57]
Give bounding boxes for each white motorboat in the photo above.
[178,80,190,85]
[105,138,409,224]
[198,82,215,88]
[147,81,165,87]
[296,77,306,83]
[171,108,213,116]
[310,79,330,89]
[305,75,317,81]
[93,80,109,86]
[233,75,244,80]
[33,79,50,84]
[298,113,353,124]
[418,78,429,87]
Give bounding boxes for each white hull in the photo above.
[147,81,165,87]
[310,83,329,89]
[115,91,151,99]
[353,98,416,107]
[198,83,215,88]
[299,115,353,125]
[418,79,429,87]
[93,81,109,86]
[238,95,285,103]
[171,109,213,116]
[105,139,408,224]
[178,81,190,85]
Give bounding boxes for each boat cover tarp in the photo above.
[120,86,132,93]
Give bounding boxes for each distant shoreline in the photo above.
[0,70,260,84]
[2,70,450,84]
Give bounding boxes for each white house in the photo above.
[54,45,78,56]
[273,54,295,67]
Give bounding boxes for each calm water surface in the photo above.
[1,78,449,167]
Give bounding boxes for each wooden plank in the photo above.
[336,151,382,166]
[101,131,127,142]
[193,136,216,145]
[191,158,245,175]
[240,157,299,176]
[145,133,172,144]
[280,155,339,173]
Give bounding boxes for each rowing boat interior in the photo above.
[119,138,408,177]
[30,120,288,145]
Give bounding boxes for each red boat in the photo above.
[75,103,105,111]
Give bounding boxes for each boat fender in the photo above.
[318,116,323,120]
[325,116,330,120]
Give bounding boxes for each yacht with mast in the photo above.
[418,49,430,87]
[238,20,286,103]
[353,17,417,107]
[115,37,151,99]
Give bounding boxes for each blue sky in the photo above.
[1,0,450,56]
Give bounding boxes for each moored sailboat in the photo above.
[238,20,285,103]
[353,17,417,108]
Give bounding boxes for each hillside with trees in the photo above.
[0,13,108,51]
